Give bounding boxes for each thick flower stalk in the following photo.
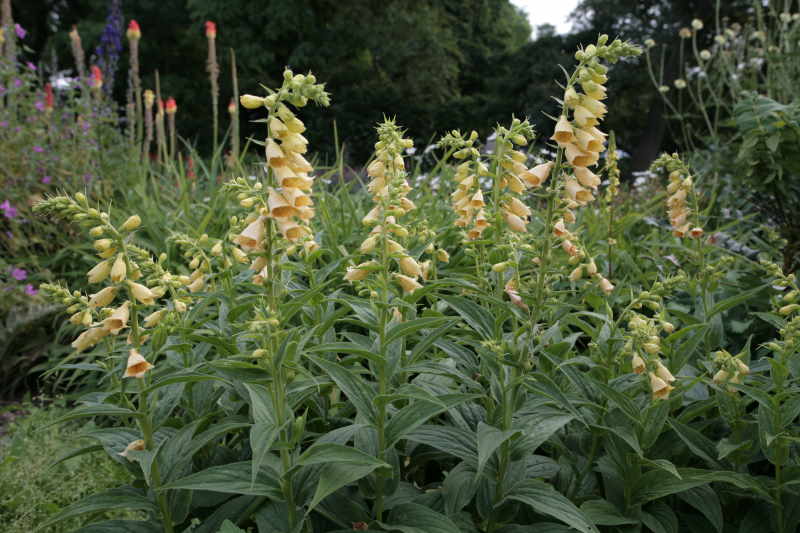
[2,0,15,65]
[228,49,241,164]
[205,21,220,152]
[69,25,87,82]
[347,119,420,294]
[165,97,177,160]
[155,98,166,163]
[127,20,142,149]
[143,89,154,157]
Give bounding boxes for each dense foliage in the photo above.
[2,1,800,533]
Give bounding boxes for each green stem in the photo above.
[137,379,174,533]
[776,461,784,533]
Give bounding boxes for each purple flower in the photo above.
[35,101,45,111]
[83,173,93,183]
[15,24,26,39]
[24,284,38,296]
[32,146,44,153]
[10,268,27,281]
[26,62,37,71]
[0,121,7,128]
[41,176,52,184]
[1,200,18,220]
[13,79,22,88]
[0,86,5,95]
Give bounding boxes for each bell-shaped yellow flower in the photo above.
[124,348,154,379]
[102,301,130,335]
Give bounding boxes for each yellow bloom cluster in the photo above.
[494,120,538,233]
[626,313,676,400]
[35,194,200,381]
[544,40,639,294]
[711,349,750,391]
[666,171,702,238]
[234,71,330,283]
[265,106,316,244]
[650,153,703,238]
[449,132,491,240]
[550,76,608,212]
[346,120,421,294]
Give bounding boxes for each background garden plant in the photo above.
[2,1,800,532]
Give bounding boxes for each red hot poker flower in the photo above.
[45,83,54,111]
[165,97,177,114]
[90,65,103,89]
[127,20,141,40]
[205,21,217,39]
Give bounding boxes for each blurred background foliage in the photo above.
[9,0,763,166]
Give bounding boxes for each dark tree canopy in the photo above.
[9,0,761,167]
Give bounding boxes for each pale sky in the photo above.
[511,0,581,35]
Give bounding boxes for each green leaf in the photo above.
[382,502,461,533]
[441,295,495,340]
[308,354,377,423]
[244,383,276,425]
[634,468,771,503]
[641,458,681,480]
[306,462,383,512]
[298,443,387,468]
[506,479,599,533]
[707,284,767,318]
[308,342,382,365]
[384,317,454,346]
[39,487,157,529]
[442,463,479,515]
[766,133,780,152]
[667,419,720,468]
[50,444,105,468]
[194,495,261,533]
[47,404,140,426]
[143,372,227,394]
[580,499,639,526]
[641,501,678,533]
[161,461,282,497]
[217,519,247,533]
[385,394,476,447]
[476,422,520,479]
[406,425,477,464]
[75,520,162,533]
[251,421,280,488]
[677,486,723,532]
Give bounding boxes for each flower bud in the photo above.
[240,94,266,109]
[122,215,141,231]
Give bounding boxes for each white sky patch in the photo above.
[511,0,581,35]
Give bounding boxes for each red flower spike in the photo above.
[165,97,177,114]
[205,21,217,39]
[90,65,103,89]
[127,20,141,40]
[45,83,54,111]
